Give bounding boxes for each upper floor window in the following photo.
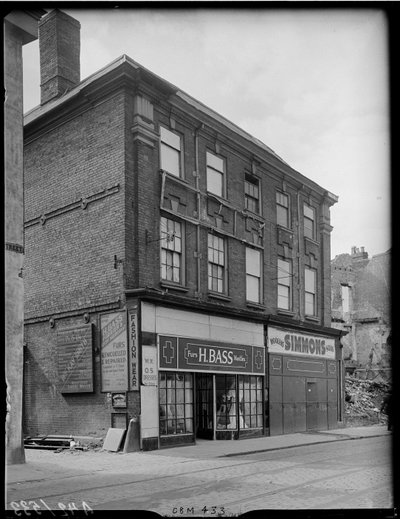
[245,175,260,214]
[160,126,182,178]
[246,247,262,303]
[160,217,183,283]
[208,233,226,293]
[305,267,316,316]
[277,258,292,310]
[276,192,289,228]
[303,203,315,240]
[341,284,350,314]
[206,151,225,198]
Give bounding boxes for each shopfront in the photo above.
[158,336,265,443]
[266,325,343,435]
[140,302,266,448]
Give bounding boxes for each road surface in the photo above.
[7,435,393,514]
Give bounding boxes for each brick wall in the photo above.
[24,315,140,436]
[123,99,334,323]
[24,92,127,318]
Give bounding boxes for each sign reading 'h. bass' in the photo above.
[159,336,264,374]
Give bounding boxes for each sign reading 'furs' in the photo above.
[100,311,128,392]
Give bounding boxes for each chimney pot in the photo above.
[39,9,81,105]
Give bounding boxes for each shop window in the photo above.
[206,151,225,197]
[160,126,182,178]
[276,192,290,228]
[238,375,263,429]
[160,217,183,284]
[246,247,262,303]
[245,175,260,214]
[159,372,193,436]
[277,258,292,310]
[208,233,226,293]
[305,267,316,316]
[216,375,237,430]
[304,203,315,240]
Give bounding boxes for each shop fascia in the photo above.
[267,326,336,359]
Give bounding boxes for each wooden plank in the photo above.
[102,428,126,452]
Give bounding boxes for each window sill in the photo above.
[304,236,320,246]
[305,315,320,322]
[277,309,295,317]
[243,208,264,221]
[277,224,293,233]
[160,282,189,293]
[207,292,231,302]
[246,301,265,311]
[160,169,196,190]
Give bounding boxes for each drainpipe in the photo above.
[297,192,303,320]
[194,124,204,297]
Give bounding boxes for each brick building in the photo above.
[331,247,391,380]
[23,10,345,449]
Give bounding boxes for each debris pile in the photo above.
[345,376,390,425]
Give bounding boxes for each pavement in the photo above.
[6,424,391,487]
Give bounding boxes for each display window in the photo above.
[238,375,263,429]
[159,372,193,435]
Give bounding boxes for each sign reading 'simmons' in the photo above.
[159,336,264,374]
[100,311,128,392]
[267,326,336,359]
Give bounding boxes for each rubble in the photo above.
[345,375,390,425]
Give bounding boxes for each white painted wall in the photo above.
[142,302,264,346]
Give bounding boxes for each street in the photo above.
[6,435,392,514]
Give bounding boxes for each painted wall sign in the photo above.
[128,310,139,390]
[159,336,265,375]
[142,345,158,385]
[100,311,128,392]
[57,324,93,393]
[267,326,336,359]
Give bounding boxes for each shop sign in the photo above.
[142,345,158,385]
[267,326,336,359]
[159,336,265,374]
[128,310,139,391]
[57,324,93,393]
[100,311,128,392]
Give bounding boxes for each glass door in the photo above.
[195,374,214,439]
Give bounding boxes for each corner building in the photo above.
[23,10,345,450]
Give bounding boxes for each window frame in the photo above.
[160,216,185,285]
[246,246,262,304]
[207,233,227,294]
[303,203,316,240]
[305,266,317,316]
[277,258,292,310]
[206,151,226,198]
[244,174,260,215]
[159,371,194,436]
[276,191,290,228]
[159,125,183,178]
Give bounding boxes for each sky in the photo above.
[22,7,391,260]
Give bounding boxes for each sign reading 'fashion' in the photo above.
[159,336,264,374]
[267,326,336,359]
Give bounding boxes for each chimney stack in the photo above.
[39,9,81,105]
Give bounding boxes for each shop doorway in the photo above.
[195,374,214,439]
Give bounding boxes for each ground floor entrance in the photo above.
[159,370,265,445]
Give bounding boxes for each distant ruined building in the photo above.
[331,247,391,381]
